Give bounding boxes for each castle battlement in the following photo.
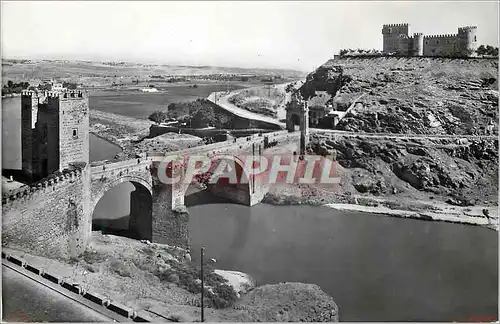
[383,23,409,28]
[382,23,478,57]
[47,91,61,98]
[21,90,39,97]
[61,90,86,99]
[2,168,84,206]
[424,34,459,39]
[46,90,86,100]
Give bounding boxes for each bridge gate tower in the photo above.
[286,91,309,155]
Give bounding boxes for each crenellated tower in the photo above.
[21,89,89,181]
[382,23,410,54]
[412,33,424,56]
[286,92,309,155]
[457,26,478,57]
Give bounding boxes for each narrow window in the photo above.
[425,41,429,45]
[388,28,392,33]
[72,128,78,139]
[474,36,477,42]
[436,40,439,44]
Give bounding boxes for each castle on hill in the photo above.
[382,23,478,57]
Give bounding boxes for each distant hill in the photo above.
[1,59,307,84]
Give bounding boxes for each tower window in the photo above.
[425,41,429,44]
[436,40,439,44]
[72,128,78,139]
[388,28,392,33]
[474,36,477,42]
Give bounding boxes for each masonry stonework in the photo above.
[382,23,477,57]
[6,91,276,259]
[2,168,89,259]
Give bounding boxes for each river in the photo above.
[2,96,498,322]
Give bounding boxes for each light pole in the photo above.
[200,247,205,322]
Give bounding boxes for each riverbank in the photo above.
[2,232,339,322]
[263,187,499,231]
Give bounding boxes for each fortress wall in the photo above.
[423,35,459,56]
[2,169,89,260]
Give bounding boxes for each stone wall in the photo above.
[2,168,90,260]
[423,35,459,56]
[58,93,90,170]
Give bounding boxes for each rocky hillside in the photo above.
[302,57,498,135]
[310,135,498,205]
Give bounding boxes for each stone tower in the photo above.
[457,26,478,57]
[21,90,89,180]
[21,91,40,179]
[286,92,309,155]
[412,33,424,56]
[382,23,410,53]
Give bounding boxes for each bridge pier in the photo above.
[151,181,190,250]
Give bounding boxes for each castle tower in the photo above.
[286,92,309,155]
[21,90,40,179]
[412,33,424,56]
[35,90,89,177]
[457,26,478,57]
[382,23,410,53]
[299,101,309,155]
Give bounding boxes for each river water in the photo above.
[2,96,498,321]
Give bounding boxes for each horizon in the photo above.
[1,1,499,71]
[1,56,309,73]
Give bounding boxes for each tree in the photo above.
[148,110,169,124]
[476,44,499,57]
[477,45,486,55]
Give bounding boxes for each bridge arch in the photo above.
[205,155,253,205]
[91,175,153,240]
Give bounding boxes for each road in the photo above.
[2,264,115,322]
[207,91,286,128]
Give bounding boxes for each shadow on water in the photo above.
[185,188,252,266]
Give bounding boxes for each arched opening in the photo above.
[287,113,301,132]
[92,181,152,240]
[291,113,300,126]
[184,156,252,207]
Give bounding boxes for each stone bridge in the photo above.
[89,130,294,249]
[2,128,300,260]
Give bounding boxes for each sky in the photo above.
[1,1,498,71]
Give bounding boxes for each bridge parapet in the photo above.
[91,157,152,177]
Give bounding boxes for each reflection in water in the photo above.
[185,189,252,266]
